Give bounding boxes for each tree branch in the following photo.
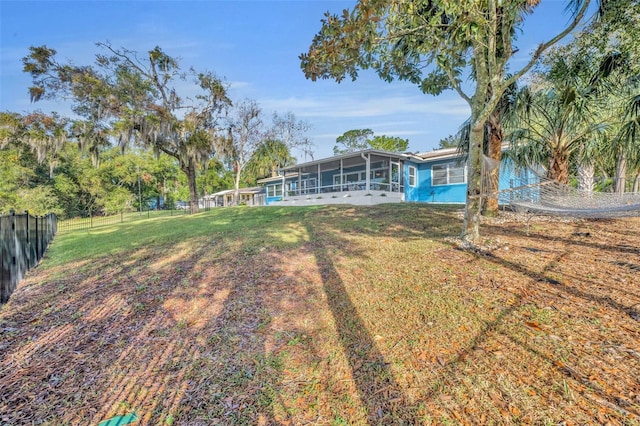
[505,0,592,88]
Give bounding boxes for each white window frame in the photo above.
[408,166,417,187]
[333,172,366,185]
[432,162,467,186]
[267,183,283,197]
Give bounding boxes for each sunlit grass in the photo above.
[43,206,321,268]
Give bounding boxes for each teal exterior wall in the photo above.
[266,195,283,205]
[496,158,541,203]
[403,157,539,204]
[404,159,467,203]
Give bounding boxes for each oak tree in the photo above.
[23,43,231,212]
[301,0,590,241]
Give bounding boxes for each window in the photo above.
[267,183,283,197]
[373,169,386,179]
[301,178,316,194]
[432,162,466,186]
[408,166,417,187]
[333,172,365,186]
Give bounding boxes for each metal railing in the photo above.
[282,182,403,197]
[1,211,57,303]
[57,208,189,234]
[56,196,266,234]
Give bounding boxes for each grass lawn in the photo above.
[1,204,639,425]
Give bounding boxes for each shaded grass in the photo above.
[1,204,639,425]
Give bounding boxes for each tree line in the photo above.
[1,44,314,218]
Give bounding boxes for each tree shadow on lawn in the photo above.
[480,219,640,314]
[302,206,640,423]
[302,222,418,424]
[486,217,640,256]
[315,204,464,242]
[0,204,465,424]
[467,244,640,320]
[437,235,640,418]
[0,236,289,425]
[286,205,627,422]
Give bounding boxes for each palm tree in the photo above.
[513,1,640,191]
[507,83,605,184]
[611,91,640,192]
[505,45,636,187]
[245,139,295,180]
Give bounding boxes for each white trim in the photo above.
[408,165,417,187]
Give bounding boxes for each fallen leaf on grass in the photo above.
[525,321,543,331]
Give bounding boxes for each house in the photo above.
[258,148,537,206]
[201,187,266,208]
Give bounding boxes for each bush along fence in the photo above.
[1,211,57,303]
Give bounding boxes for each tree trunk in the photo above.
[547,149,569,184]
[633,173,640,193]
[183,157,200,213]
[577,162,594,192]
[234,161,242,206]
[482,117,502,217]
[463,121,484,242]
[615,152,627,193]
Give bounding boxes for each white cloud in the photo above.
[228,81,251,90]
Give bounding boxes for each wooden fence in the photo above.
[1,211,57,303]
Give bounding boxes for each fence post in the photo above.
[35,215,40,260]
[25,211,32,269]
[24,211,30,269]
[10,211,16,295]
[25,211,29,245]
[0,214,5,303]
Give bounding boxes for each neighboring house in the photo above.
[201,187,266,207]
[258,148,537,206]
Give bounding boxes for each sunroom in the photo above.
[259,149,409,206]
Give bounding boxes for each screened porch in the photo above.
[279,150,405,198]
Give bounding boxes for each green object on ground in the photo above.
[98,412,139,426]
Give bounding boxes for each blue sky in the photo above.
[1,1,589,160]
